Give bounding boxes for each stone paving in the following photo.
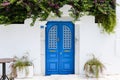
[15,75,120,80]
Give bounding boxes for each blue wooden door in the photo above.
[45,21,74,75]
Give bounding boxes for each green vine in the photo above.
[97,13,116,34]
[0,0,116,34]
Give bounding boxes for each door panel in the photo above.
[59,23,74,74]
[46,24,59,75]
[46,21,74,75]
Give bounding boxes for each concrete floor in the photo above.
[15,75,120,80]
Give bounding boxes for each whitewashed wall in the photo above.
[79,16,120,75]
[0,0,120,76]
[0,19,42,75]
[79,0,120,75]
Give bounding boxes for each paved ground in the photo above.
[15,75,120,80]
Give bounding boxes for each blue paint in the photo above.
[40,26,44,28]
[45,21,75,75]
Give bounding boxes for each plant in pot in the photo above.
[10,53,34,78]
[84,55,105,78]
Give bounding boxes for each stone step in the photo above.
[14,75,120,80]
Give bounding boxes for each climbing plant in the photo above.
[0,0,116,34]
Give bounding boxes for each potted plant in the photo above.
[10,53,34,78]
[84,55,105,78]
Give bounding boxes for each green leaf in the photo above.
[26,5,31,12]
[33,0,38,3]
[10,0,17,4]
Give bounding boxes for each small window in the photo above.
[63,25,72,49]
[48,26,57,49]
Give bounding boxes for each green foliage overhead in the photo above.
[0,0,116,34]
[97,13,116,34]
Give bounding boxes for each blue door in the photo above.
[45,21,74,75]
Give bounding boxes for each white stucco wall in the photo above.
[0,1,120,76]
[0,19,42,75]
[79,16,120,75]
[79,0,120,75]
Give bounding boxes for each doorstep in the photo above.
[14,74,120,80]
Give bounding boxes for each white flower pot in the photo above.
[16,66,33,78]
[26,66,34,77]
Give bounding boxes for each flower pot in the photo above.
[85,65,96,78]
[25,66,34,78]
[16,66,33,78]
